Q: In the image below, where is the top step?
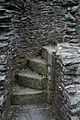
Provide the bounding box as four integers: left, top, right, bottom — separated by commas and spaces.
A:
41, 45, 56, 60
28, 56, 47, 76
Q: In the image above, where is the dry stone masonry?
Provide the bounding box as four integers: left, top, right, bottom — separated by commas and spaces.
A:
0, 0, 80, 120
63, 0, 79, 42
53, 43, 80, 120
0, 0, 13, 120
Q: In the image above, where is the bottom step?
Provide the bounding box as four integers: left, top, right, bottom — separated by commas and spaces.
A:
7, 104, 54, 120
11, 84, 47, 105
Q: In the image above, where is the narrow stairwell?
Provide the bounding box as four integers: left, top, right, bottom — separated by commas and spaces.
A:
7, 45, 55, 120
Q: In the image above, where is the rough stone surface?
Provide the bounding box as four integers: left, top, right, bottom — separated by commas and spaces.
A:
7, 104, 54, 120
11, 84, 47, 105
0, 0, 80, 120
28, 57, 47, 76
53, 43, 80, 120
17, 68, 47, 90
0, 1, 13, 120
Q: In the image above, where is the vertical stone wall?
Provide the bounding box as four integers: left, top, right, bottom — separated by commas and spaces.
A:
0, 1, 13, 120
53, 43, 80, 120
63, 0, 79, 42
52, 1, 80, 119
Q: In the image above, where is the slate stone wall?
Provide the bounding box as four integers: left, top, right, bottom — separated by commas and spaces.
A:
8, 0, 66, 59
0, 0, 80, 120
0, 1, 13, 120
53, 43, 80, 120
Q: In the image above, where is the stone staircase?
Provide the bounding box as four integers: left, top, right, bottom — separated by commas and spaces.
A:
8, 45, 55, 120
11, 45, 55, 105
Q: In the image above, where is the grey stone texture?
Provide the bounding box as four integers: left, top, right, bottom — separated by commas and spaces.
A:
53, 43, 80, 120
0, 0, 80, 120
0, 1, 13, 120
9, 0, 65, 59
7, 104, 54, 120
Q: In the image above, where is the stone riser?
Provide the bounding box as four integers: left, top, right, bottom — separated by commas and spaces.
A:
28, 58, 47, 76
17, 75, 47, 90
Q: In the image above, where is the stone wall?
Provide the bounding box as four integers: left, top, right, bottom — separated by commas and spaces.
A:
6, 0, 80, 69
53, 43, 80, 120
0, 0, 80, 120
8, 0, 66, 59
0, 1, 13, 120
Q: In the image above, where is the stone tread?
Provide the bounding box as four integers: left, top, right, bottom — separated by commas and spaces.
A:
17, 68, 47, 90
41, 45, 56, 59
18, 68, 45, 80
29, 57, 46, 65
7, 104, 55, 120
28, 57, 47, 76
11, 84, 47, 105
42, 45, 56, 53
12, 85, 44, 96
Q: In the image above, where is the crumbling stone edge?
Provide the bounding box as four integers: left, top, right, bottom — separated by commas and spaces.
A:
53, 42, 80, 120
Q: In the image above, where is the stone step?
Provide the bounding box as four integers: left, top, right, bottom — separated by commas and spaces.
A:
17, 69, 47, 90
11, 84, 47, 105
28, 56, 47, 76
0, 15, 11, 23
41, 45, 56, 60
7, 104, 53, 120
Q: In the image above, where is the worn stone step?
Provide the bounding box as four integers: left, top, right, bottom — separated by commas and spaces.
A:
0, 15, 11, 23
28, 56, 47, 76
11, 85, 47, 105
41, 45, 56, 60
7, 104, 53, 120
17, 69, 47, 90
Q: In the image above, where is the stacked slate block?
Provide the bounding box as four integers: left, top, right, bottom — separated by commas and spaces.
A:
52, 1, 80, 120
53, 43, 80, 120
63, 0, 79, 42
0, 0, 12, 120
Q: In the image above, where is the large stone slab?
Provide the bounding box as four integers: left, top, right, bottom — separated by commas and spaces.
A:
28, 56, 47, 76
17, 68, 47, 90
11, 84, 47, 105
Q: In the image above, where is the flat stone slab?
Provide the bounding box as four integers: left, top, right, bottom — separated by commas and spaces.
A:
28, 56, 47, 76
11, 84, 47, 105
7, 104, 55, 120
17, 68, 47, 90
